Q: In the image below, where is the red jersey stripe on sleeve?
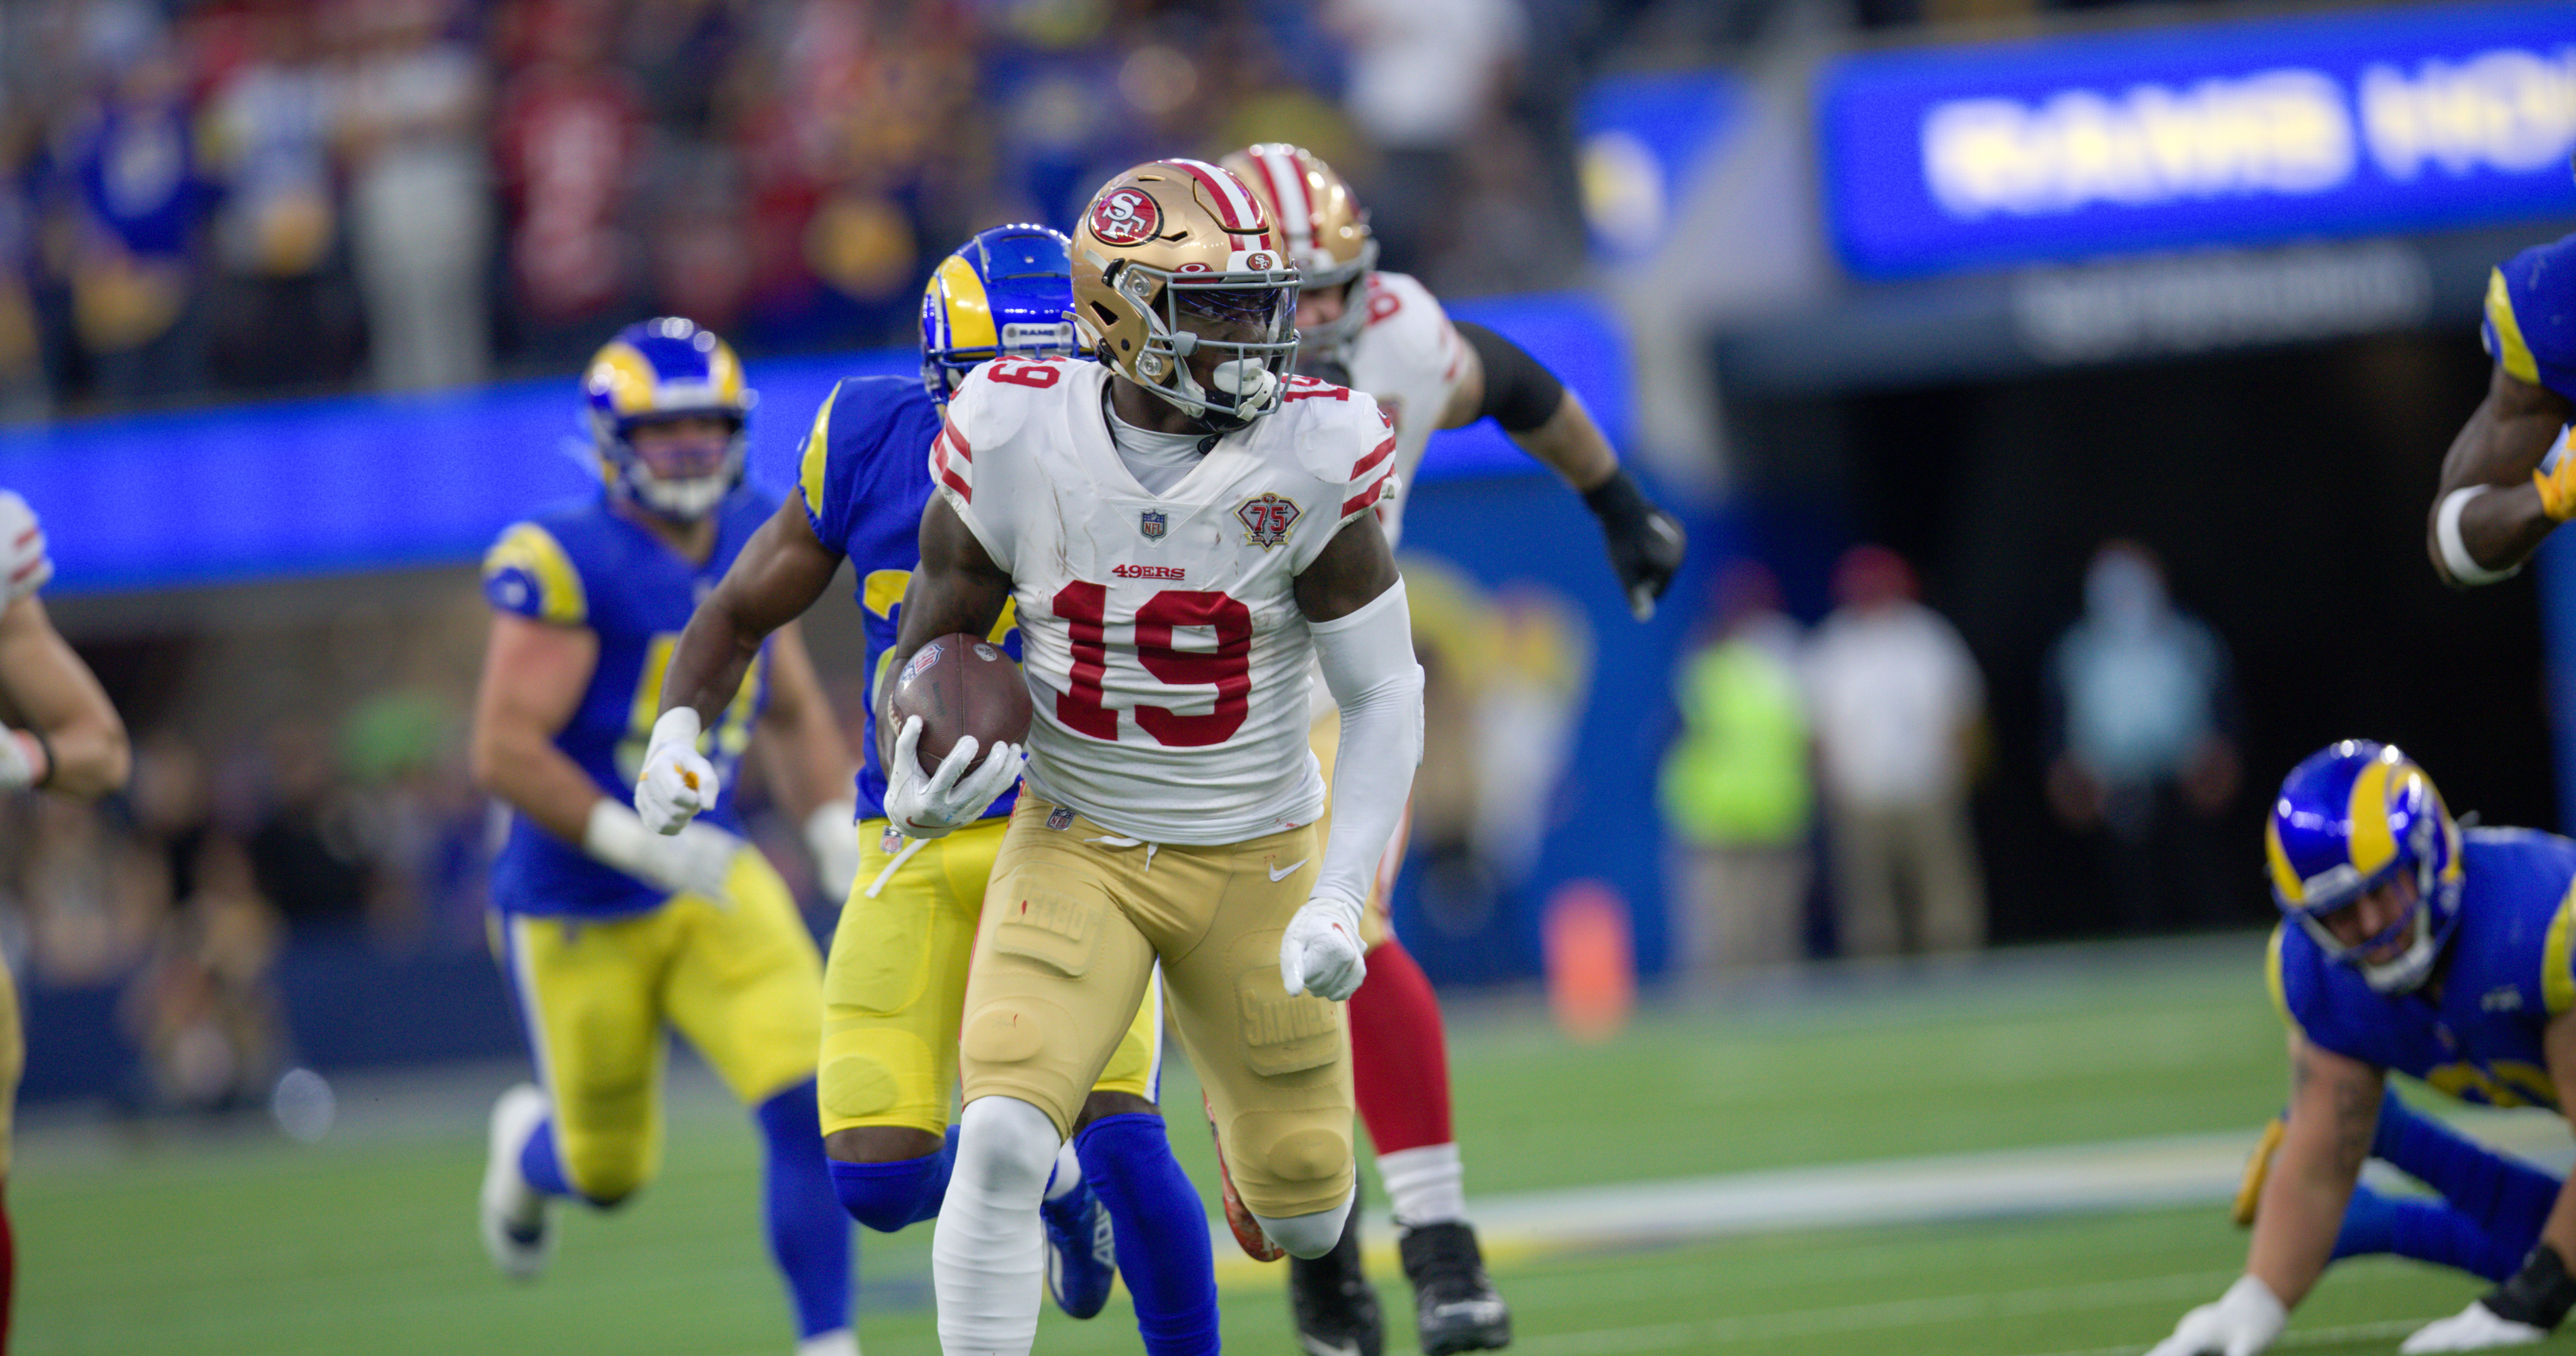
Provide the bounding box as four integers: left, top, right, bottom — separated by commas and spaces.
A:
933, 424, 972, 502
1342, 468, 1393, 519
1351, 435, 1396, 480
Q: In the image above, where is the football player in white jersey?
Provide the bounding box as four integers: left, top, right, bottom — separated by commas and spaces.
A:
641, 159, 1426, 1356
0, 490, 132, 1348
1222, 141, 1687, 1355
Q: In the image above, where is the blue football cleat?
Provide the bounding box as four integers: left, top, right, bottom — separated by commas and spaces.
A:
1041, 1177, 1118, 1320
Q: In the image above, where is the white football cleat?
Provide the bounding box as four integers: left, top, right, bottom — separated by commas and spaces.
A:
479, 1083, 555, 1281
2402, 1301, 2549, 1353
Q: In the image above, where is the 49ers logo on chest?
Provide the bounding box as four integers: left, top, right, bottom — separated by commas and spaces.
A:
1089, 188, 1161, 246
1235, 492, 1300, 549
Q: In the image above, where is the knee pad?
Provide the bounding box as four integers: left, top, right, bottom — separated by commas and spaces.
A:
955, 1096, 1060, 1199
1253, 1188, 1354, 1261
562, 1149, 648, 1208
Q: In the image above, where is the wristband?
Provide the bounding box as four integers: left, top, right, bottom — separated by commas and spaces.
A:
24, 726, 54, 790
2487, 1243, 2576, 1330
580, 799, 660, 878
2438, 485, 2522, 586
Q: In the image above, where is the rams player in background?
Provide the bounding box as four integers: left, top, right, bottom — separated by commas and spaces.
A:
636, 228, 1221, 1354
1223, 141, 1689, 1356
0, 490, 131, 1355
2427, 222, 2576, 587
2150, 742, 2576, 1355
469, 321, 859, 1356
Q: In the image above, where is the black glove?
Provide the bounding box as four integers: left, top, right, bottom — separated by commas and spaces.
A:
1582, 467, 1686, 621
2485, 1243, 2576, 1330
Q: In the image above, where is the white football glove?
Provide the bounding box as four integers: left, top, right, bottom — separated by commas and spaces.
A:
2402, 1302, 2550, 1353
1281, 888, 1367, 1001
0, 730, 36, 792
803, 799, 862, 902
634, 707, 719, 835
583, 800, 742, 904
2147, 1276, 2286, 1356
882, 716, 1021, 840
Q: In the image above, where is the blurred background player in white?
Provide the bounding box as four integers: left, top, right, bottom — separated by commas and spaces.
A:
1222, 140, 1687, 1356
854, 159, 1422, 1356
639, 226, 1226, 1355
0, 490, 129, 1355
468, 320, 860, 1356
2428, 212, 2576, 589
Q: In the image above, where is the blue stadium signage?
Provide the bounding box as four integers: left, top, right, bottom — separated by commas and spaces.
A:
1822, 1, 2576, 277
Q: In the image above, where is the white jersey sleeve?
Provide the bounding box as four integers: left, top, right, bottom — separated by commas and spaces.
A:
1340, 271, 1470, 548
1283, 376, 1399, 575
0, 492, 54, 603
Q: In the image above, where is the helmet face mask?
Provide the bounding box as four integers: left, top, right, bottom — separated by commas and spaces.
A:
1072, 160, 1301, 432
586, 318, 754, 523
2268, 740, 2464, 995
921, 224, 1085, 403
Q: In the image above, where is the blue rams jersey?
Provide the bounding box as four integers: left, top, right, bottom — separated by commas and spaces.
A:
2272, 827, 2576, 1111
2484, 232, 2576, 403
483, 488, 776, 917
794, 375, 1021, 822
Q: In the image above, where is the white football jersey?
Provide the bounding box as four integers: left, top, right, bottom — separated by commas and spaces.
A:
934, 358, 1396, 845
1338, 271, 1469, 549
0, 492, 52, 603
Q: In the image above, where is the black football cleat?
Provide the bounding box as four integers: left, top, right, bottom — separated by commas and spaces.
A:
1289, 1201, 1384, 1356
1400, 1220, 1512, 1355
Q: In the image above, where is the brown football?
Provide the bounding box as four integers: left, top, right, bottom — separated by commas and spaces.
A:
885, 633, 1033, 775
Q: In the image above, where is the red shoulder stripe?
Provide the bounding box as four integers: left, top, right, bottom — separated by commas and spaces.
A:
1350, 435, 1396, 480
1342, 468, 1393, 519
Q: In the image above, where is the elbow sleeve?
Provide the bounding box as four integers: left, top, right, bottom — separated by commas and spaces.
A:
1455, 321, 1567, 433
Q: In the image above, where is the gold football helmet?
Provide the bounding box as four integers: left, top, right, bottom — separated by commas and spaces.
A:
1220, 143, 1378, 353
1071, 159, 1300, 429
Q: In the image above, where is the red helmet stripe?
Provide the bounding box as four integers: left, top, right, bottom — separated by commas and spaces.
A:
1257, 148, 1320, 251
1167, 158, 1264, 233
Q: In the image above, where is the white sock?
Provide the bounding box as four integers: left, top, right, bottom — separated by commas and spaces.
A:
1043, 1137, 1083, 1203
932, 1096, 1060, 1355
1378, 1142, 1467, 1232
797, 1331, 858, 1356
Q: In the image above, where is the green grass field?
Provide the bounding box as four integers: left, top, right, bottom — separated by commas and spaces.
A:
15, 936, 2535, 1355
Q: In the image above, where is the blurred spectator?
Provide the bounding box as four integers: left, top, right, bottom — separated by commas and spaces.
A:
491, 0, 641, 359
1657, 561, 1811, 980
202, 2, 364, 391
1327, 0, 1525, 275
245, 721, 376, 938
61, 36, 209, 404
121, 831, 286, 1113
2043, 540, 2242, 931
336, 0, 489, 391
1805, 545, 1988, 957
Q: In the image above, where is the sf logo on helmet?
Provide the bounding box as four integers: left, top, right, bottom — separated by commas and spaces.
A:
1090, 189, 1161, 246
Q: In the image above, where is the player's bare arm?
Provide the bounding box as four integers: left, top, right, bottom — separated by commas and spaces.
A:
2428, 363, 2573, 586
881, 491, 1013, 759
1441, 319, 1685, 620
746, 620, 852, 822
470, 612, 608, 844
1294, 506, 1402, 622
0, 593, 128, 797
2245, 1032, 2382, 1309
659, 494, 842, 729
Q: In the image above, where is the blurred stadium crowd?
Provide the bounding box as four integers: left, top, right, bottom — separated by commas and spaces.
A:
0, 0, 1592, 414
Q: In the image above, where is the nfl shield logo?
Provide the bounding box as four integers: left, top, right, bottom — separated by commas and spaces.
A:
1046, 806, 1074, 831
1139, 509, 1167, 541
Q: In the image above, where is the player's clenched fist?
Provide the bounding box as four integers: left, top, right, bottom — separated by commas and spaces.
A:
883, 716, 1021, 840
1281, 890, 1366, 1000
635, 706, 719, 833
2148, 1276, 2285, 1356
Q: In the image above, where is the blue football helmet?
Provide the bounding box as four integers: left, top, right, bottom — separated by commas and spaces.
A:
920, 224, 1086, 402
2266, 740, 2464, 994
584, 317, 755, 521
